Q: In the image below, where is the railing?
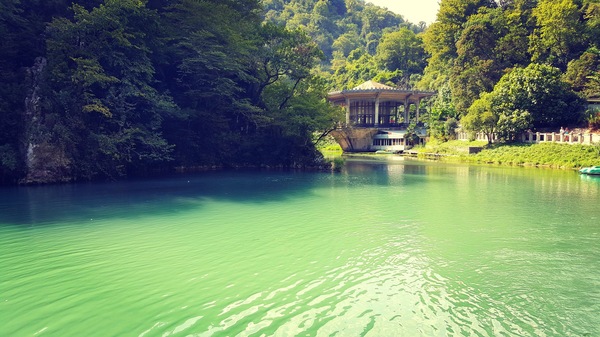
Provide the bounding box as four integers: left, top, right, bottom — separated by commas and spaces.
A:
351, 122, 408, 128
456, 131, 600, 145
343, 122, 426, 129
456, 132, 497, 142
520, 131, 600, 145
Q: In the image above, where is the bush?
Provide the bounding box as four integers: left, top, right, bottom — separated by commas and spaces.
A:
587, 110, 600, 130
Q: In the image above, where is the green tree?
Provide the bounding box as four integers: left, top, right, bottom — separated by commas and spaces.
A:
45, 0, 176, 178
583, 0, 600, 48
332, 31, 361, 57
489, 63, 585, 130
529, 0, 584, 70
375, 28, 426, 79
330, 48, 379, 89
450, 8, 511, 115
158, 0, 264, 166
564, 47, 600, 98
461, 92, 498, 143
420, 0, 497, 91
422, 0, 497, 63
428, 84, 458, 141
0, 0, 26, 182
494, 0, 534, 68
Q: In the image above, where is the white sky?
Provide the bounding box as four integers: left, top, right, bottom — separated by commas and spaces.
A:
366, 0, 440, 25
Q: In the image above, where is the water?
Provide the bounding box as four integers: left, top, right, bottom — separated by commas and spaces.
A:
1, 159, 599, 337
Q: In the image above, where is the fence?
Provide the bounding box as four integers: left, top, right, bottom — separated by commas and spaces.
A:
457, 130, 600, 145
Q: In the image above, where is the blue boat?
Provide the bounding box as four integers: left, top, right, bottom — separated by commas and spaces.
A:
579, 166, 600, 175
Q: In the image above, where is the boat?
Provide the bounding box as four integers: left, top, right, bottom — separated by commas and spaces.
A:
579, 166, 600, 175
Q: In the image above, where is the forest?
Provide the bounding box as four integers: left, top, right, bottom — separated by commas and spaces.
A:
1, 0, 599, 184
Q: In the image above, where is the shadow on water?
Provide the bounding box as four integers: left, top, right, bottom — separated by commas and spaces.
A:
0, 169, 328, 226
0, 160, 437, 227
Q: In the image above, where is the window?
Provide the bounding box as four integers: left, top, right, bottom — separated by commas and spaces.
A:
378, 101, 403, 126
350, 100, 375, 126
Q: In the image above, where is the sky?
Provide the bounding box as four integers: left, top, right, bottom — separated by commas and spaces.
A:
366, 0, 440, 25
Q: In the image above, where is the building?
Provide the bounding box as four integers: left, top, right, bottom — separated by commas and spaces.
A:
327, 80, 435, 152
588, 97, 600, 112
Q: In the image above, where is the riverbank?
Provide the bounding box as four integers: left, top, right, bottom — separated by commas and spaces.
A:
320, 140, 600, 170
412, 140, 600, 170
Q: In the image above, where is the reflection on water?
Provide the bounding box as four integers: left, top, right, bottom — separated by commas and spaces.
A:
1, 161, 599, 337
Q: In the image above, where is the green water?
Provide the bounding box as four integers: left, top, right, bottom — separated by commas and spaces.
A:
1, 159, 599, 337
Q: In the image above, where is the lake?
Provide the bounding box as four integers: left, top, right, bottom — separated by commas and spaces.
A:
1, 158, 599, 337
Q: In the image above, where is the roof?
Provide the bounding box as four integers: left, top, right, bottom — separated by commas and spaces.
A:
328, 80, 435, 104
352, 80, 395, 90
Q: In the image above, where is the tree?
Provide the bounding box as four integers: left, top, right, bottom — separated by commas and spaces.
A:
462, 63, 586, 142
332, 31, 361, 57
529, 0, 584, 70
428, 84, 458, 141
564, 47, 600, 98
420, 0, 497, 92
0, 0, 26, 182
422, 0, 497, 63
330, 48, 379, 89
45, 0, 176, 178
495, 108, 532, 141
251, 24, 324, 109
375, 28, 426, 79
462, 91, 532, 143
447, 4, 537, 116
583, 0, 600, 48
489, 63, 584, 131
461, 92, 498, 143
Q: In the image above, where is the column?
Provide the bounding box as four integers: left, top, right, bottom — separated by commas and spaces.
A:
374, 94, 380, 127
404, 98, 410, 124
416, 98, 421, 124
345, 97, 350, 125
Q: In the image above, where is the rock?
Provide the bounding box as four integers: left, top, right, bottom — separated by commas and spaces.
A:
21, 57, 72, 184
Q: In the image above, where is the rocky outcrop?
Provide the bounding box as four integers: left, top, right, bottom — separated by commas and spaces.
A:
21, 57, 72, 184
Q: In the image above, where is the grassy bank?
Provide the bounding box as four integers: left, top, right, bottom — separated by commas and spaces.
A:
416, 140, 600, 169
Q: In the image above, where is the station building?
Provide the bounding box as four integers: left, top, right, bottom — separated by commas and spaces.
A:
327, 80, 435, 152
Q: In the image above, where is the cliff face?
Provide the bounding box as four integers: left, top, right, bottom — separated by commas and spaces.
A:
21, 57, 72, 184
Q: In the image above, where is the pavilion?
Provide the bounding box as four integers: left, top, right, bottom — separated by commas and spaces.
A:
327, 80, 435, 152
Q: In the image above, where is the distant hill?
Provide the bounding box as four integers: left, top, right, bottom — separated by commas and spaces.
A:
262, 0, 425, 63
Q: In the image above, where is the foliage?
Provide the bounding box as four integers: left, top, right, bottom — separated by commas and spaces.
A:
450, 7, 523, 115
427, 84, 457, 141
375, 28, 426, 81
263, 0, 421, 64
404, 123, 421, 145
420, 0, 497, 92
461, 92, 498, 143
45, 0, 176, 178
1, 0, 353, 183
462, 63, 584, 142
418, 140, 600, 169
329, 49, 379, 89
564, 47, 600, 98
468, 142, 600, 169
529, 0, 584, 70
587, 110, 600, 130
4, 0, 600, 183
491, 63, 585, 130
421, 0, 599, 141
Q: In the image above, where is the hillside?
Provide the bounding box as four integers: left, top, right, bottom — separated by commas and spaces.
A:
262, 0, 429, 90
